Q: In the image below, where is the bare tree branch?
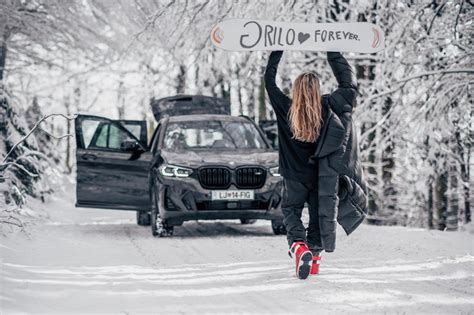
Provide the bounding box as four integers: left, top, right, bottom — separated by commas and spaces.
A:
3, 113, 76, 163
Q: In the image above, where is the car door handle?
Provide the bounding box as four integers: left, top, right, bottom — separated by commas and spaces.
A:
81, 154, 97, 161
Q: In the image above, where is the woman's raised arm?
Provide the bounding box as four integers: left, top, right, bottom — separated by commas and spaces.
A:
264, 51, 291, 116
327, 52, 358, 115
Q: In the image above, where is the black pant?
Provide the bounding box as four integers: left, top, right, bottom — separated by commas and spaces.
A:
281, 178, 323, 253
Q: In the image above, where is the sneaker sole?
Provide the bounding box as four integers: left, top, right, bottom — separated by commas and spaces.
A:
297, 251, 313, 280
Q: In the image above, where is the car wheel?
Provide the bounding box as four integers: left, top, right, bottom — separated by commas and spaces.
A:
271, 220, 287, 235
137, 211, 151, 226
151, 189, 174, 237
155, 214, 174, 237
240, 219, 257, 224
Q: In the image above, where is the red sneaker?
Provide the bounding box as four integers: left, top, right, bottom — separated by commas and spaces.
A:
310, 254, 321, 275
289, 242, 313, 280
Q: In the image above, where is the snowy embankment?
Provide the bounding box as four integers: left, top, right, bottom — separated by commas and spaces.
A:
1, 185, 473, 314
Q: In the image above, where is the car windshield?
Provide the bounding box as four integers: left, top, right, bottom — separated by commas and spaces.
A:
163, 120, 268, 151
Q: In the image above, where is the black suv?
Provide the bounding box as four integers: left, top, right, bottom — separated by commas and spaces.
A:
74, 95, 286, 236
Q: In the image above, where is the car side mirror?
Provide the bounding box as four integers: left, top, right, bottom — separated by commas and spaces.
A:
121, 139, 140, 152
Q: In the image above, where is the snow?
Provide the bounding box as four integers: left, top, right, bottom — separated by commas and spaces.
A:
1, 183, 473, 314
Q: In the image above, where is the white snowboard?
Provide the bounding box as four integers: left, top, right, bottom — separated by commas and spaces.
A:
210, 19, 384, 53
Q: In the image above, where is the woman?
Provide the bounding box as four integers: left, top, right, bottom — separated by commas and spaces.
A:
264, 51, 367, 280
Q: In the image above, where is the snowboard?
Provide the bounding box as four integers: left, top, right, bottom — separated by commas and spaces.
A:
210, 19, 384, 53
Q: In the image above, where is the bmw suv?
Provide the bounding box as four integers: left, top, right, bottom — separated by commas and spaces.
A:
74, 95, 286, 236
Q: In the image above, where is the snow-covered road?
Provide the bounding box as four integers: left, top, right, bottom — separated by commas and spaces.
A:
1, 191, 473, 314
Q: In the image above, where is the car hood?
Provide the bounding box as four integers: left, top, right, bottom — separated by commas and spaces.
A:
160, 149, 278, 168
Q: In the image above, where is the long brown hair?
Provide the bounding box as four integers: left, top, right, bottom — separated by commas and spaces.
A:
289, 72, 323, 143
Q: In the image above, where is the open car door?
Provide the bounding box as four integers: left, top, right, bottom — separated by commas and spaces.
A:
74, 115, 151, 210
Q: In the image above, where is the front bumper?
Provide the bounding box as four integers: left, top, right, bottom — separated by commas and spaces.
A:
154, 175, 283, 225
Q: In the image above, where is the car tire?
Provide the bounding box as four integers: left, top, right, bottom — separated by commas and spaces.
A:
151, 188, 174, 237
152, 212, 174, 237
137, 211, 151, 226
271, 220, 287, 235
240, 219, 257, 224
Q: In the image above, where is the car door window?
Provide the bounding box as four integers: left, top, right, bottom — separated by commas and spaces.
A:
116, 120, 147, 145
81, 120, 101, 148
94, 124, 109, 148
121, 123, 141, 141
108, 124, 131, 149
81, 119, 134, 151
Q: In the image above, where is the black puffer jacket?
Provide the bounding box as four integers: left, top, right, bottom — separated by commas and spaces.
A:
308, 52, 368, 252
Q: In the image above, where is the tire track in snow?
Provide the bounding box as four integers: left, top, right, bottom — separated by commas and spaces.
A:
1, 262, 289, 283
4, 254, 473, 298
122, 225, 161, 269
2, 258, 297, 300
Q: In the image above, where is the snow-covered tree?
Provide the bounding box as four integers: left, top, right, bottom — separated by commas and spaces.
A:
1, 0, 471, 230
0, 85, 42, 204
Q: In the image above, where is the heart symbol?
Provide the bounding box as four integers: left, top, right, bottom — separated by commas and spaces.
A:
298, 32, 310, 44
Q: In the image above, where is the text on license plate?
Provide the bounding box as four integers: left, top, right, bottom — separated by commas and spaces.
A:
211, 190, 255, 200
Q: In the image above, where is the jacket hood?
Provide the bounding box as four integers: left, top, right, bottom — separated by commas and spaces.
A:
160, 149, 279, 169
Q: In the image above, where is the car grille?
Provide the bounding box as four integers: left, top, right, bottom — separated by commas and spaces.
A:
198, 167, 231, 189
197, 166, 266, 189
235, 167, 266, 189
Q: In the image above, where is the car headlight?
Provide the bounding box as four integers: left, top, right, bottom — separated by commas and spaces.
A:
269, 166, 280, 177
159, 164, 193, 178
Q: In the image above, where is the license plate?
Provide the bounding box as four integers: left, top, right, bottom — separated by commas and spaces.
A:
211, 190, 255, 200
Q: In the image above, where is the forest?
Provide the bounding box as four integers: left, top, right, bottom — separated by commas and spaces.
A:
0, 0, 472, 231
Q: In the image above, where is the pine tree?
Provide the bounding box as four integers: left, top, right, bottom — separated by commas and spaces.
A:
0, 85, 53, 206
25, 97, 60, 165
